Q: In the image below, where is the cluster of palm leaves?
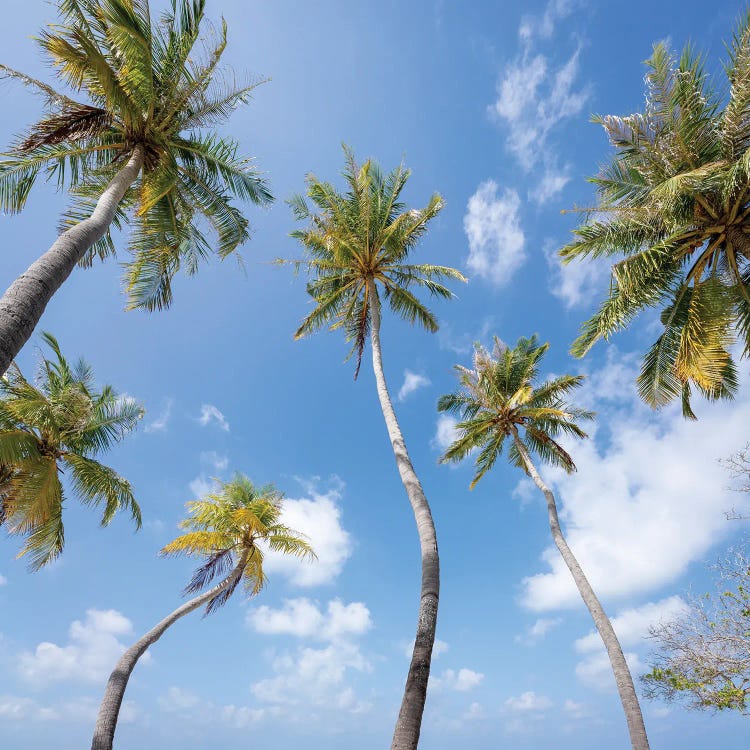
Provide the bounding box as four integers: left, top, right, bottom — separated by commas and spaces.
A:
3, 2, 750, 750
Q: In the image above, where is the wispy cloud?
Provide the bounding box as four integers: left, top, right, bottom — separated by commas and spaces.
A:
198, 404, 229, 432
144, 398, 173, 433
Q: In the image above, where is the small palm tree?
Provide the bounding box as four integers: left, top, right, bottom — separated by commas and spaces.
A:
561, 15, 750, 418
286, 147, 465, 750
438, 336, 650, 750
0, 0, 272, 376
91, 474, 315, 750
0, 332, 142, 570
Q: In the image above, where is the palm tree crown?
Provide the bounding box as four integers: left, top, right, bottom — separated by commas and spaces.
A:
287, 147, 466, 375
438, 336, 593, 487
561, 16, 750, 417
0, 333, 143, 569
160, 474, 315, 614
0, 0, 272, 310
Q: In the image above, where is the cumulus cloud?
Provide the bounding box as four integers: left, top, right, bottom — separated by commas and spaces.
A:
144, 397, 173, 433
198, 404, 229, 432
398, 370, 431, 402
464, 181, 526, 285
545, 241, 609, 309
432, 415, 459, 453
504, 690, 553, 713
520, 349, 750, 611
17, 609, 147, 686
158, 687, 267, 728
248, 598, 372, 641
403, 638, 449, 660
262, 479, 352, 587
430, 668, 484, 692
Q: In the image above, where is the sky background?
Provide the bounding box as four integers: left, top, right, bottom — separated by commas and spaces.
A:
1, 1, 749, 748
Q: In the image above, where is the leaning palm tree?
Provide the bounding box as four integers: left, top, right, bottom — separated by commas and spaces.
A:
0, 0, 272, 376
560, 16, 750, 418
91, 474, 314, 750
439, 336, 650, 750
0, 332, 142, 570
285, 148, 465, 750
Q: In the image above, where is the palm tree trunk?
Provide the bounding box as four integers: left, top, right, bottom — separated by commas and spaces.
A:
510, 428, 650, 750
366, 281, 439, 750
0, 146, 144, 376
90, 552, 246, 750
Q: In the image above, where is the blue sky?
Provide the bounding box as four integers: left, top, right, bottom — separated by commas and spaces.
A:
1, 0, 749, 748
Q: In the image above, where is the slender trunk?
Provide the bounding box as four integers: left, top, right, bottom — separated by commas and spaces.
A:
511, 428, 650, 750
0, 146, 144, 376
366, 281, 439, 750
90, 552, 246, 750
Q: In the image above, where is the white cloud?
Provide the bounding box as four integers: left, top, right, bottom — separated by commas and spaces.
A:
251, 641, 371, 715
519, 0, 579, 40
515, 617, 562, 645
144, 398, 173, 433
464, 181, 526, 285
200, 451, 229, 472
432, 415, 459, 453
545, 241, 609, 309
198, 404, 229, 432
263, 480, 352, 587
563, 698, 590, 720
0, 574, 6, 586
159, 687, 267, 728
575, 650, 643, 692
503, 690, 553, 713
248, 598, 372, 641
398, 370, 431, 402
530, 166, 571, 205
188, 475, 218, 499
520, 350, 750, 611
17, 609, 147, 686
430, 667, 484, 692
0, 695, 58, 721
403, 637, 449, 660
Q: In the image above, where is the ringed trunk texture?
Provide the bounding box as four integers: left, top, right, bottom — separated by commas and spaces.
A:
367, 282, 439, 750
90, 554, 246, 750
0, 146, 144, 376
511, 429, 650, 750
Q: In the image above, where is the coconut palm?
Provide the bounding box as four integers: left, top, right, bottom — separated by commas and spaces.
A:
560, 17, 750, 418
438, 335, 650, 750
0, 332, 142, 570
91, 474, 314, 750
0, 0, 273, 376
286, 148, 465, 750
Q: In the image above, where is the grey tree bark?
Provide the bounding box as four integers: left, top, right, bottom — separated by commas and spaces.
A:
90, 552, 246, 750
0, 146, 144, 376
366, 281, 440, 750
511, 427, 650, 750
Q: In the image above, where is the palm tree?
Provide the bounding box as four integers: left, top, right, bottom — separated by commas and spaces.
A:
91, 474, 314, 750
438, 336, 650, 750
560, 16, 750, 418
0, 332, 142, 570
0, 0, 273, 376
286, 148, 465, 750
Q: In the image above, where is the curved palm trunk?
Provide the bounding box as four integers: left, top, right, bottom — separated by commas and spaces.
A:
90, 552, 246, 750
367, 282, 439, 750
0, 146, 144, 377
511, 429, 650, 750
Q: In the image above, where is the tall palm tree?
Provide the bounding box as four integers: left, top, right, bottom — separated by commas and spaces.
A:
560, 15, 750, 418
0, 0, 273, 376
91, 474, 314, 750
286, 148, 465, 750
438, 336, 650, 750
0, 332, 142, 569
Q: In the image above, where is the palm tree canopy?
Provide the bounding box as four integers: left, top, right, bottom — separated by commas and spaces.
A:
438, 335, 594, 488
160, 474, 315, 614
561, 15, 750, 418
285, 146, 466, 376
0, 0, 273, 310
0, 332, 143, 569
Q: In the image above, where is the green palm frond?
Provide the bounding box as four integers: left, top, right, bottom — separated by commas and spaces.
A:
0, 333, 142, 568
439, 335, 592, 488
286, 146, 465, 378
2, 0, 272, 309
562, 18, 750, 416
